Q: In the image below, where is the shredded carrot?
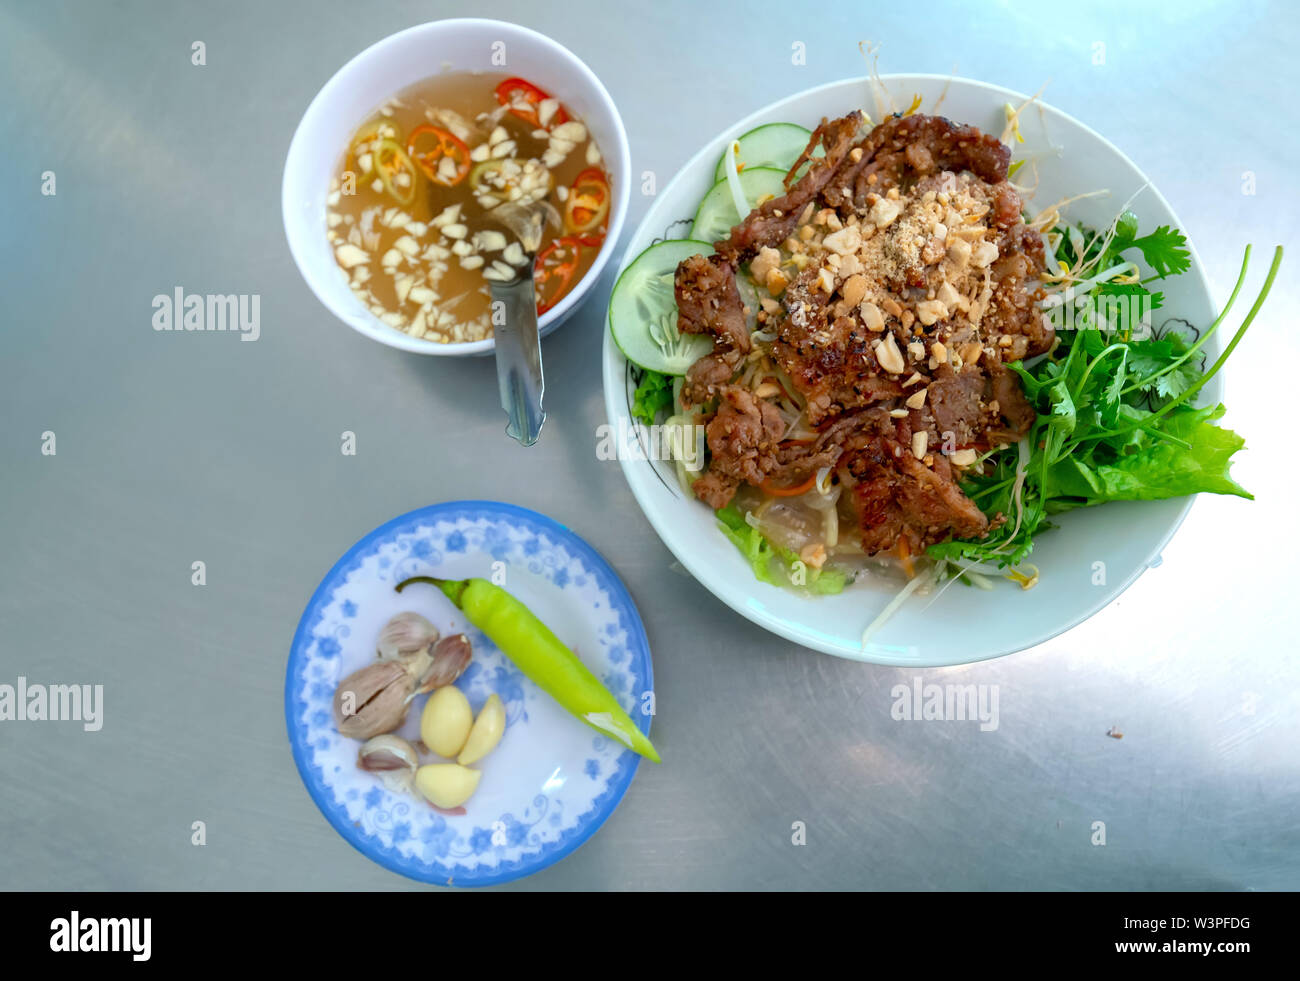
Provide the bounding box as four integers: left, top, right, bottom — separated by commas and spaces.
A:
896, 537, 916, 579
760, 473, 817, 497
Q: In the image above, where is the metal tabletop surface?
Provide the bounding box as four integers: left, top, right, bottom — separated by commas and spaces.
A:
2, 0, 1297, 891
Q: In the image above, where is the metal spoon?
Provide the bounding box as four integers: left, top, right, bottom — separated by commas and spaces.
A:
485, 202, 550, 446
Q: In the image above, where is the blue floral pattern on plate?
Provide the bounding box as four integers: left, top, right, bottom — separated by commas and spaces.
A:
285, 501, 654, 886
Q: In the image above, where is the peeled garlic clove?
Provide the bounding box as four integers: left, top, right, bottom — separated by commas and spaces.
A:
334, 660, 414, 740
413, 633, 473, 695
415, 763, 481, 809
458, 693, 506, 765
420, 685, 473, 757
377, 611, 439, 661
358, 734, 419, 792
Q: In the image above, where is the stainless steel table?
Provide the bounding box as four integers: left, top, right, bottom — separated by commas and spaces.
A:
2, 0, 1296, 890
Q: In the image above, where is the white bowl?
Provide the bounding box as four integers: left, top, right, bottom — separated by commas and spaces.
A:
602, 75, 1218, 666
282, 18, 630, 356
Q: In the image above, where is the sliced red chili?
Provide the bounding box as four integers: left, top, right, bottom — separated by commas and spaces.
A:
534, 235, 602, 314
405, 125, 470, 186
571, 168, 607, 190
494, 76, 569, 129
563, 167, 611, 234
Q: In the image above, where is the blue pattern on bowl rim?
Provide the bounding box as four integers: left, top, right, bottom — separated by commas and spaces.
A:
285, 501, 654, 886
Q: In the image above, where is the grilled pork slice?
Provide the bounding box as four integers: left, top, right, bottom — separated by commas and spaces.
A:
675, 254, 750, 408
692, 386, 786, 510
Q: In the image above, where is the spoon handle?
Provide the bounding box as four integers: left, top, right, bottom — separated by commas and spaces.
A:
489, 275, 546, 446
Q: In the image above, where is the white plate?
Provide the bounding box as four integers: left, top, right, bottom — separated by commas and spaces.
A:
285, 501, 654, 885
601, 75, 1217, 666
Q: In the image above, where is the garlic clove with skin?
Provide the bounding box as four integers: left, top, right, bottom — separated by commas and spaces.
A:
358, 734, 419, 792
412, 633, 473, 695
334, 660, 415, 740
376, 611, 440, 661
331, 621, 473, 742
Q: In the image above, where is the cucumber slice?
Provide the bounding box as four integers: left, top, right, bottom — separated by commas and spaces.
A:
712, 122, 823, 184
609, 239, 717, 375
690, 167, 789, 244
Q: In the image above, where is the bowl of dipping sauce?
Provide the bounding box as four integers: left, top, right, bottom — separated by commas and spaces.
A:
283, 19, 630, 356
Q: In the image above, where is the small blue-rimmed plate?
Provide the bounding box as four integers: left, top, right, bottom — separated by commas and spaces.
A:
286, 501, 655, 886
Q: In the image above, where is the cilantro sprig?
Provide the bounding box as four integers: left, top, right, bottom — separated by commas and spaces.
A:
1113, 218, 1192, 280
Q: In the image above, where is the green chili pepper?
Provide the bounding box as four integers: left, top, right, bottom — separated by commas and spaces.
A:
468, 158, 507, 191
396, 576, 661, 763
374, 138, 417, 206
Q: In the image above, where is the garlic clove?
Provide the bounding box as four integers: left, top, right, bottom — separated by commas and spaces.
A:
458, 693, 506, 766
334, 660, 415, 740
413, 633, 473, 695
420, 685, 473, 758
376, 611, 440, 661
414, 763, 481, 809
358, 733, 419, 771
358, 734, 419, 792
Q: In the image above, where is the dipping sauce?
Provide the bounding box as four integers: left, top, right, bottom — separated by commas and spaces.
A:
326, 72, 611, 343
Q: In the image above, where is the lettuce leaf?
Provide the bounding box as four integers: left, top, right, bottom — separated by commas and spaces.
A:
632, 370, 674, 426
1044, 404, 1251, 505
715, 505, 847, 595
